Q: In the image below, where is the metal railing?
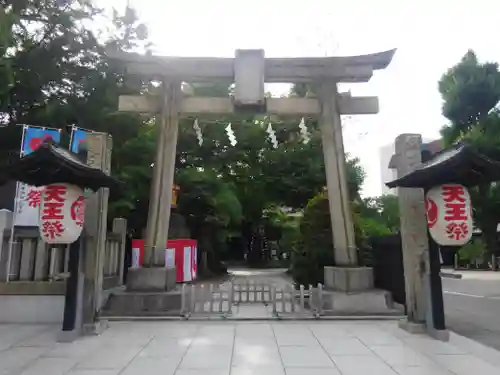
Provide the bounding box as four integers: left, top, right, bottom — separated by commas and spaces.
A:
181, 283, 233, 319
271, 283, 324, 318
180, 280, 325, 319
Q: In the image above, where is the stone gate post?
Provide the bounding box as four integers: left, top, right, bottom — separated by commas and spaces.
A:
394, 134, 429, 330
82, 132, 112, 334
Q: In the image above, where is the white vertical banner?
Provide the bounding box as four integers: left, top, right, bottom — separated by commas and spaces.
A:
192, 246, 197, 279
13, 126, 62, 227
183, 246, 192, 282
131, 247, 140, 268
15, 184, 44, 227
165, 248, 175, 268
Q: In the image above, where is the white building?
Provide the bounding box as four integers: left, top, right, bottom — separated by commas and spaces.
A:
379, 143, 397, 195
379, 139, 440, 196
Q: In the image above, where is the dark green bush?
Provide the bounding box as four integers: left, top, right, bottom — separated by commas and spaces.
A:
290, 192, 333, 286
290, 192, 372, 286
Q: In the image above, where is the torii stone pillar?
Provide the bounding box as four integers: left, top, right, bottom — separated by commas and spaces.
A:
111, 49, 397, 310
318, 83, 357, 267
318, 83, 398, 314
144, 82, 182, 267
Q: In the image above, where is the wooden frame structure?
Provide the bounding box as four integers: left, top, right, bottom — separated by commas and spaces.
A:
111, 48, 396, 278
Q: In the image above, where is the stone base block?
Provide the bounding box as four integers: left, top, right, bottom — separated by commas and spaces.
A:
398, 318, 427, 334
82, 320, 109, 336
166, 267, 177, 290
126, 267, 177, 292
429, 328, 450, 342
101, 291, 182, 317
57, 329, 80, 343
323, 289, 404, 315
324, 266, 374, 292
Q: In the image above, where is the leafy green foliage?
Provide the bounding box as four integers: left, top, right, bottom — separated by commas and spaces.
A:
358, 195, 400, 236
176, 167, 242, 274
299, 191, 334, 265
0, 1, 371, 274
177, 168, 243, 230
290, 191, 374, 286
439, 50, 500, 260
1, 0, 101, 124
0, 1, 152, 225
439, 50, 500, 144
459, 238, 486, 263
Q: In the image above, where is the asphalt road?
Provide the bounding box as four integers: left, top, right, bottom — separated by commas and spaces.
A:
443, 273, 500, 350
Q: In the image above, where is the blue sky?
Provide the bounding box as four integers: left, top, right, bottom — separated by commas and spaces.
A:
104, 0, 500, 197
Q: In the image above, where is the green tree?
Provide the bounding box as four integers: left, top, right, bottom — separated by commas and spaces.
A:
359, 194, 400, 236
459, 238, 486, 265
0, 1, 152, 226
0, 0, 102, 126
177, 167, 242, 274
439, 50, 500, 264
0, 1, 368, 273
290, 189, 371, 286
439, 51, 500, 143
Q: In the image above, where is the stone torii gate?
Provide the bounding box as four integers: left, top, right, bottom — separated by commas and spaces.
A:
113, 49, 396, 310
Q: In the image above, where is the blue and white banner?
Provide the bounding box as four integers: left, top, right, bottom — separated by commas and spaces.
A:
69, 127, 90, 154
15, 126, 62, 227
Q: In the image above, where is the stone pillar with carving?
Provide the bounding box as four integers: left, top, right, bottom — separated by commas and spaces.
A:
394, 134, 429, 331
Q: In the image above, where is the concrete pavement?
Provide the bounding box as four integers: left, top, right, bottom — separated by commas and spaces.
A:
1, 320, 500, 375
442, 273, 500, 351
227, 267, 294, 287
225, 267, 500, 353
1, 268, 500, 374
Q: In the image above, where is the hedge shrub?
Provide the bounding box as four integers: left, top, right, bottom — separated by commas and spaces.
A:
290, 191, 372, 286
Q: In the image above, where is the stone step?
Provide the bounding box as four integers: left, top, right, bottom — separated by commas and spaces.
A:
321, 289, 405, 316
101, 291, 182, 317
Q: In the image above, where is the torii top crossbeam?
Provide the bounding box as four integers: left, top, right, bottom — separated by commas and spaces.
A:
109, 49, 396, 83
110, 49, 396, 117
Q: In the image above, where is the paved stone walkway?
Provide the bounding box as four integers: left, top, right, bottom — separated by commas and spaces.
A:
227, 268, 293, 286
1, 320, 499, 375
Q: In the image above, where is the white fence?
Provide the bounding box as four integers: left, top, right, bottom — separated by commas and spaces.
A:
180, 281, 325, 319
272, 283, 324, 318
181, 283, 233, 319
